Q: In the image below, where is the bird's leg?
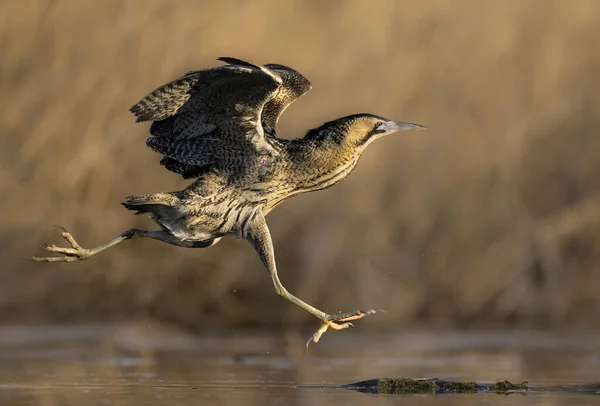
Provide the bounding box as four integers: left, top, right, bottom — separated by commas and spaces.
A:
246, 212, 376, 347
30, 227, 181, 262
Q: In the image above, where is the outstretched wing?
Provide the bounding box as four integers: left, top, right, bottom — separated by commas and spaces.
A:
219, 58, 312, 136
129, 59, 284, 178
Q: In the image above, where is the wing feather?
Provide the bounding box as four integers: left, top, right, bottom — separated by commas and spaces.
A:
130, 58, 310, 178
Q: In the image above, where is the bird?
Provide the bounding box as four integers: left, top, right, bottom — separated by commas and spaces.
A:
31, 57, 426, 346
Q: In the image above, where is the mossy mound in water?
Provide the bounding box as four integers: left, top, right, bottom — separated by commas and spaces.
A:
344, 378, 529, 394
489, 380, 529, 393
377, 378, 439, 394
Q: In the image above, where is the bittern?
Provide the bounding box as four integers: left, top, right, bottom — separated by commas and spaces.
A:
31, 57, 425, 345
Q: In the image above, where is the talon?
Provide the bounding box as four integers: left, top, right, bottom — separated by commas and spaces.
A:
40, 244, 60, 252
52, 228, 84, 250
31, 227, 89, 262
328, 309, 376, 323
307, 322, 330, 349
306, 309, 378, 349
325, 320, 352, 330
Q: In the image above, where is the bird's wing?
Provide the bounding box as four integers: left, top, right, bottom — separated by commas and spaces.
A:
219, 58, 312, 136
129, 58, 284, 178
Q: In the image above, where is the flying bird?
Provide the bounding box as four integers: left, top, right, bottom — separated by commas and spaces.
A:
31, 57, 426, 346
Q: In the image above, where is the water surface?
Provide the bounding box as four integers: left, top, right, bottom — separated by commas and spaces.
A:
0, 324, 598, 405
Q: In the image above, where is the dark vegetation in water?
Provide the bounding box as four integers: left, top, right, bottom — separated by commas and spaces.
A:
341, 378, 528, 394
339, 378, 600, 395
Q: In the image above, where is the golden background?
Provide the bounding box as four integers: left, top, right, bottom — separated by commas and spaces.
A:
2, 0, 599, 332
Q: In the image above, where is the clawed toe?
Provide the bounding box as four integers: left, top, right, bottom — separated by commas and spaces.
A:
306, 309, 378, 348
39, 243, 76, 255
328, 309, 377, 323
30, 228, 89, 262
327, 320, 354, 330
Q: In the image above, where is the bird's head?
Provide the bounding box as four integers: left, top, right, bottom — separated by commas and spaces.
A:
307, 113, 426, 151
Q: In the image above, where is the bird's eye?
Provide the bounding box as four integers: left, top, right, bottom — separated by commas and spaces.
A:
375, 121, 383, 128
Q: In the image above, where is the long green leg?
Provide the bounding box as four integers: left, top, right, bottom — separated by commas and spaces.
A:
30, 227, 181, 262
246, 212, 376, 347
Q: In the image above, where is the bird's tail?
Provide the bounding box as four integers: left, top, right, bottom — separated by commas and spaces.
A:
122, 192, 181, 218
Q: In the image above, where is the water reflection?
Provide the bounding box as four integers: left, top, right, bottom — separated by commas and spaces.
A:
0, 324, 598, 405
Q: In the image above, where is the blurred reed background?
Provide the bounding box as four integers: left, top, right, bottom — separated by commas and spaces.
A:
1, 0, 599, 333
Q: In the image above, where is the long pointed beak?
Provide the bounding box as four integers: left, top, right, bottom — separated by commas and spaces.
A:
389, 121, 427, 132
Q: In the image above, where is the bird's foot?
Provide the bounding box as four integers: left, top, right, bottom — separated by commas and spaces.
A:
306, 309, 377, 348
30, 226, 91, 262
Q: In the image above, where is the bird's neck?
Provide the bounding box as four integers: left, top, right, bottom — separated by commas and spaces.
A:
284, 137, 361, 193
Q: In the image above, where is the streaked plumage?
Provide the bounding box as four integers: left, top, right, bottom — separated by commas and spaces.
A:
32, 57, 425, 346
130, 57, 311, 179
